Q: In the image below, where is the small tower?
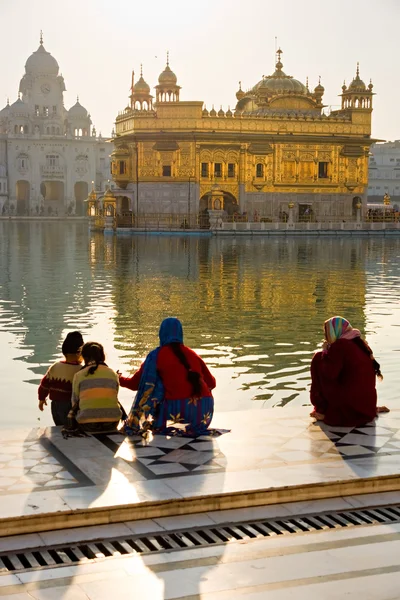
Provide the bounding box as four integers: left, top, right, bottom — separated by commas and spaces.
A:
236, 81, 245, 101
313, 76, 325, 107
130, 65, 153, 110
155, 52, 181, 102
341, 63, 374, 110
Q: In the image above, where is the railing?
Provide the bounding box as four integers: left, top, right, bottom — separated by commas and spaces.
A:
115, 213, 210, 230
40, 165, 64, 178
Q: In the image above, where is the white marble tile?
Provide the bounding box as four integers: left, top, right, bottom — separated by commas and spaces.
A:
158, 449, 215, 465
274, 450, 316, 462
124, 519, 165, 534
0, 532, 43, 552
339, 433, 391, 447
149, 436, 193, 449
131, 446, 166, 458
345, 490, 400, 508
154, 513, 216, 531
356, 426, 395, 436
28, 586, 91, 600
0, 594, 32, 600
39, 522, 133, 545
337, 445, 375, 456
206, 504, 292, 524
148, 463, 189, 475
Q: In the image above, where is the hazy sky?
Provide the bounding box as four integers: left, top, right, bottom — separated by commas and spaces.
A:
1, 0, 399, 141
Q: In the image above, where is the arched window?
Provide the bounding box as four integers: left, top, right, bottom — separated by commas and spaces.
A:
119, 161, 126, 175
14, 125, 18, 134
23, 125, 28, 134
256, 163, 264, 178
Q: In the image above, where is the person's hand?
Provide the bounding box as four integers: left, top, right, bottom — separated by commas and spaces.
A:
322, 340, 329, 352
38, 400, 47, 412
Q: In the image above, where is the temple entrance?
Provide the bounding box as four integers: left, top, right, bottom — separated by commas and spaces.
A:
352, 196, 362, 217
41, 181, 64, 215
199, 190, 239, 227
120, 196, 130, 214
298, 203, 314, 222
74, 181, 88, 216
16, 180, 30, 215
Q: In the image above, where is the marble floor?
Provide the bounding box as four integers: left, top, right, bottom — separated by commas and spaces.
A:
2, 499, 400, 599
1, 408, 400, 536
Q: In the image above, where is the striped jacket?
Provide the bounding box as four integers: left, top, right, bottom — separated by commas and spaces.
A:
38, 361, 82, 403
72, 365, 122, 424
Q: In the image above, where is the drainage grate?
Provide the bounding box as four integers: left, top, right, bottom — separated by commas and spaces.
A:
2, 503, 400, 573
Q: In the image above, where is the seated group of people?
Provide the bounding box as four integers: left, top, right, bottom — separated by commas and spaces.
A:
38, 315, 388, 437
38, 317, 216, 436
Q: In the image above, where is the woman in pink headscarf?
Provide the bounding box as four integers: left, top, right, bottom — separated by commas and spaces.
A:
310, 316, 388, 426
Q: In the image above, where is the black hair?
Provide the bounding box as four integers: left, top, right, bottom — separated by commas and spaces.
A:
62, 331, 84, 356
352, 337, 383, 380
169, 342, 203, 397
81, 342, 106, 375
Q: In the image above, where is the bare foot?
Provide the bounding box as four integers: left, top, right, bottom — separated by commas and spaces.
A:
310, 410, 325, 421
377, 406, 390, 414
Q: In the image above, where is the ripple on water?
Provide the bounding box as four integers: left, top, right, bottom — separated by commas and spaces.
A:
0, 222, 400, 427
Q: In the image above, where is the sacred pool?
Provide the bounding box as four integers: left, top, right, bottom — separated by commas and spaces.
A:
0, 221, 399, 429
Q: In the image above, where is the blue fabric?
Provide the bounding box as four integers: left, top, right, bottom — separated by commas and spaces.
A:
125, 317, 220, 438
124, 347, 164, 435
125, 317, 182, 435
159, 317, 183, 346
153, 396, 214, 437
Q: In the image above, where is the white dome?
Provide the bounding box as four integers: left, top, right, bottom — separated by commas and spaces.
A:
0, 102, 10, 119
9, 98, 30, 115
25, 43, 59, 76
68, 99, 88, 119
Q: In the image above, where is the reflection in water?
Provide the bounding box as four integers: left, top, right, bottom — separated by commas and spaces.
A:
0, 222, 399, 428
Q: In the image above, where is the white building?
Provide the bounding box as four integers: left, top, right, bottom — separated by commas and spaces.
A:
367, 141, 400, 208
0, 35, 113, 216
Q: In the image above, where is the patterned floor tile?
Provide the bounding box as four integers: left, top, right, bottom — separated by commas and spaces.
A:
0, 434, 92, 495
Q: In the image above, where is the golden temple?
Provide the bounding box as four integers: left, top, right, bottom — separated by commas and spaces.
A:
111, 50, 376, 223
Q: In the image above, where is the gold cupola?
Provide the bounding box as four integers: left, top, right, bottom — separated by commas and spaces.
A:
156, 52, 181, 103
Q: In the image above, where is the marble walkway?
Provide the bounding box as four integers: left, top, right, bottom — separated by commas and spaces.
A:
1, 407, 400, 536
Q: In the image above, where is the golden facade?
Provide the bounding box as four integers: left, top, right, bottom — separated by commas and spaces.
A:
112, 51, 376, 221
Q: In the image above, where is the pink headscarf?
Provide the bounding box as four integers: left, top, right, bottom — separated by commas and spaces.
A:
324, 316, 361, 346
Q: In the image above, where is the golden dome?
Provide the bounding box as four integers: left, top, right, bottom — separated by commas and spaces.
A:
314, 77, 325, 95
209, 106, 217, 116
133, 65, 150, 94
158, 55, 178, 85
250, 49, 307, 96
348, 63, 366, 91
89, 189, 97, 201
236, 82, 245, 101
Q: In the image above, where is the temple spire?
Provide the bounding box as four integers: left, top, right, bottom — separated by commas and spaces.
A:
40, 30, 43, 46
356, 62, 360, 77
166, 51, 169, 67
140, 63, 143, 77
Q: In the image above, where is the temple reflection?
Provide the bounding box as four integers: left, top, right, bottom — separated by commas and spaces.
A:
0, 222, 372, 410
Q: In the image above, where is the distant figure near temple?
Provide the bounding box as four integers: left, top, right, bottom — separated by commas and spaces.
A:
120, 317, 216, 437
38, 331, 83, 425
310, 316, 389, 426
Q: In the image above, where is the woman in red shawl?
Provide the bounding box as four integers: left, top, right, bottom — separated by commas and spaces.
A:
310, 316, 388, 427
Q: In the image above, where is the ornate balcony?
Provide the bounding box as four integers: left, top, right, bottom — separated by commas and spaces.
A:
40, 165, 64, 178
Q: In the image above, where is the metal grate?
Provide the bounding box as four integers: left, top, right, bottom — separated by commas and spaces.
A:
2, 503, 400, 573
